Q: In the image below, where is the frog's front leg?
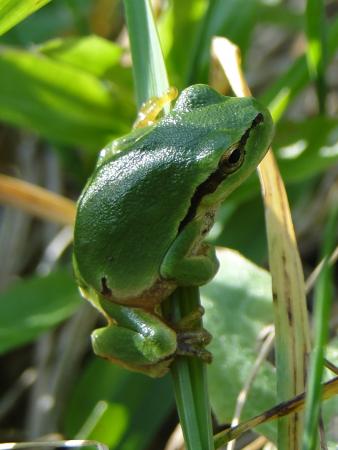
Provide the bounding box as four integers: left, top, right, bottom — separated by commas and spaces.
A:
160, 217, 219, 286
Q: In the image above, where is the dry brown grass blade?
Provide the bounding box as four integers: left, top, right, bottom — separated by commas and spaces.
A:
213, 376, 338, 448
0, 174, 76, 225
211, 37, 311, 449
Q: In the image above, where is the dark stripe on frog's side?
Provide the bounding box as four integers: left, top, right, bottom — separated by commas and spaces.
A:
178, 113, 264, 233
101, 276, 112, 296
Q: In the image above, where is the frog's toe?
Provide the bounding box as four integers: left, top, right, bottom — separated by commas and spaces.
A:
178, 329, 212, 346
176, 339, 213, 363
176, 328, 213, 363
176, 305, 205, 330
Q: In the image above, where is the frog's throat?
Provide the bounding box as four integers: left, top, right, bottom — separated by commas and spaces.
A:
178, 112, 264, 233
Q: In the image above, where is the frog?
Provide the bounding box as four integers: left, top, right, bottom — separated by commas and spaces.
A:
73, 84, 274, 377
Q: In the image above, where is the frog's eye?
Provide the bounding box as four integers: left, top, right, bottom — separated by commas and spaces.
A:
219, 146, 245, 174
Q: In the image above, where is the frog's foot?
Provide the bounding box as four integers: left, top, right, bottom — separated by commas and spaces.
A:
176, 329, 213, 363
176, 305, 205, 330
174, 306, 213, 363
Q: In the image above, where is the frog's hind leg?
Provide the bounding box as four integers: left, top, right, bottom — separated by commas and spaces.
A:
133, 87, 178, 129
160, 218, 219, 286
91, 325, 173, 377
91, 304, 177, 377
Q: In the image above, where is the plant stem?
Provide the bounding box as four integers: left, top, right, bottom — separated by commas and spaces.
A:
123, 0, 169, 108
164, 288, 214, 450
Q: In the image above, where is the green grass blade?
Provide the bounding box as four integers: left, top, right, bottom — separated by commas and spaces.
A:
260, 15, 338, 122
302, 205, 338, 450
305, 0, 327, 114
164, 288, 214, 450
0, 0, 52, 36
123, 0, 169, 107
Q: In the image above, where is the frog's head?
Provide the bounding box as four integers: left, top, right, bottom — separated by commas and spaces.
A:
172, 84, 274, 207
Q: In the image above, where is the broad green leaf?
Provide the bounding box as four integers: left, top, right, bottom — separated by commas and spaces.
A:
40, 35, 123, 79
39, 35, 133, 103
0, 46, 133, 150
0, 0, 51, 36
0, 269, 81, 354
201, 248, 277, 441
64, 358, 174, 450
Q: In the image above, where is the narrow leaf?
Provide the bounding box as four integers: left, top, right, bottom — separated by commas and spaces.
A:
123, 0, 169, 107
305, 0, 327, 113
302, 205, 338, 450
0, 270, 81, 354
0, 0, 52, 36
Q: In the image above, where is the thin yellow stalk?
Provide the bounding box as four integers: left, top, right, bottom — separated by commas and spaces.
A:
0, 174, 76, 225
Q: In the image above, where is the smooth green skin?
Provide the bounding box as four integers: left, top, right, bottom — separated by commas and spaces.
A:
73, 84, 274, 377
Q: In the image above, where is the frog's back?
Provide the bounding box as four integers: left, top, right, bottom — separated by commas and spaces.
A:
73, 122, 213, 306
74, 91, 269, 307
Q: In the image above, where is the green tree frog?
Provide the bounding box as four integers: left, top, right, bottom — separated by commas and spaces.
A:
73, 84, 274, 377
